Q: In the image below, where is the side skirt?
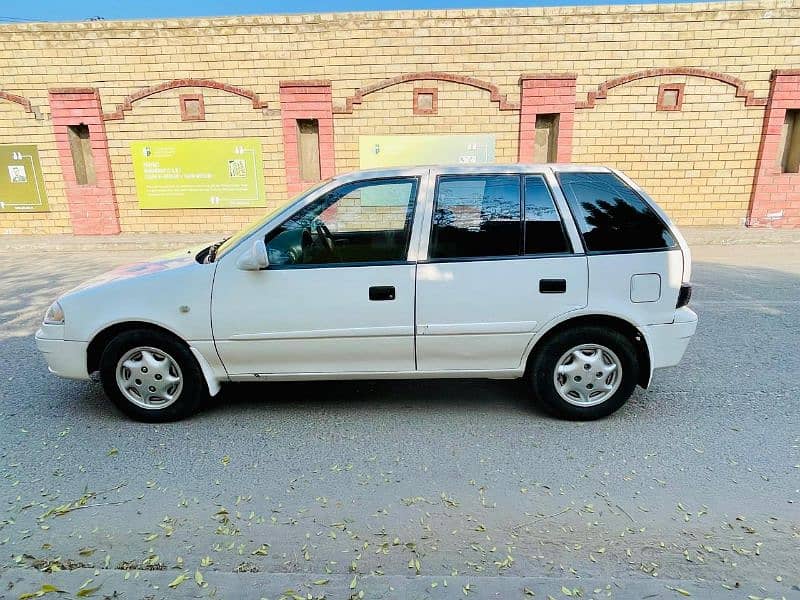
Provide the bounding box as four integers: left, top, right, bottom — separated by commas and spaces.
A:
228, 369, 524, 382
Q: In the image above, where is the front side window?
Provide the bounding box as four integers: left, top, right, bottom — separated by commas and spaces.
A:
266, 178, 418, 266
558, 172, 675, 252
430, 175, 521, 259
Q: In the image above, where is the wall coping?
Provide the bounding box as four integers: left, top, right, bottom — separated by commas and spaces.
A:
519, 73, 578, 82
280, 80, 332, 88
0, 1, 789, 30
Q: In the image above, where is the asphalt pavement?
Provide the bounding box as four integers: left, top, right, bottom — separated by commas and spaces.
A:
0, 243, 798, 599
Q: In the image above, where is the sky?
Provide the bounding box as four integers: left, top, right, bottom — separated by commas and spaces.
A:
1, 0, 700, 23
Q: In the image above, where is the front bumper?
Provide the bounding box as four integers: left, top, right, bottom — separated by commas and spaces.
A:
35, 327, 89, 380
642, 307, 698, 370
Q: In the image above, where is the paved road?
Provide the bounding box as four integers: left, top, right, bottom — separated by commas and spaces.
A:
0, 244, 798, 599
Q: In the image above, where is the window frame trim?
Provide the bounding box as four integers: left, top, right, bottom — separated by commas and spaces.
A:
264, 175, 422, 268
420, 252, 583, 265
422, 172, 579, 262
265, 259, 415, 270
555, 170, 679, 255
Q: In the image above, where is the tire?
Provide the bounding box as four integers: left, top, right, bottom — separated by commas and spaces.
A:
528, 325, 639, 420
99, 329, 208, 422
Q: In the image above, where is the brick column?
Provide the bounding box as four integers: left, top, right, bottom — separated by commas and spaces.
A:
279, 81, 335, 195
518, 74, 577, 163
49, 88, 119, 235
747, 70, 800, 228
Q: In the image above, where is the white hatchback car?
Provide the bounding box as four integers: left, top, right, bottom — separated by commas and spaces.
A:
36, 165, 697, 422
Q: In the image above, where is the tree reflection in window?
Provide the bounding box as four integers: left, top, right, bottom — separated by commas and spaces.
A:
430, 175, 521, 258
524, 176, 570, 254
558, 172, 675, 252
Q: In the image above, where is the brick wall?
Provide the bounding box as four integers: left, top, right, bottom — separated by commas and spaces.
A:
519, 75, 577, 163
0, 0, 799, 234
0, 98, 69, 234
334, 78, 520, 171
280, 81, 336, 195
748, 71, 800, 227
572, 74, 764, 226
104, 84, 284, 233
49, 88, 120, 234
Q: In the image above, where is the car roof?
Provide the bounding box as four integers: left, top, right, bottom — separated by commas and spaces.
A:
332, 163, 614, 182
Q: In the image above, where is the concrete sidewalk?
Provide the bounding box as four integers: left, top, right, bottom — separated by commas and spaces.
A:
1, 226, 799, 253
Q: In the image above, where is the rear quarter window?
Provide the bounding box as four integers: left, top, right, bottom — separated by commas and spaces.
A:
558, 172, 676, 253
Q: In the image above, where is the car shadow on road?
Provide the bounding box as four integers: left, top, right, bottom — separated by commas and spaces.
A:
202, 377, 544, 418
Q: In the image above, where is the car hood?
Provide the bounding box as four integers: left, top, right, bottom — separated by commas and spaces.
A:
66, 243, 211, 295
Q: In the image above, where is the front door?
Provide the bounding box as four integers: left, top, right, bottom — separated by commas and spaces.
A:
415, 172, 588, 372
212, 176, 422, 376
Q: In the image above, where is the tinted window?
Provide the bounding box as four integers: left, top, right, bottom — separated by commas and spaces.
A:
266, 178, 417, 266
430, 175, 521, 259
524, 176, 570, 254
558, 172, 675, 252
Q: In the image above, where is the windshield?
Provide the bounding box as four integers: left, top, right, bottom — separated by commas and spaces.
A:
214, 180, 331, 260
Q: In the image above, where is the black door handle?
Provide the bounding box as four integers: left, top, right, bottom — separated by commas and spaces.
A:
539, 278, 566, 294
369, 286, 396, 301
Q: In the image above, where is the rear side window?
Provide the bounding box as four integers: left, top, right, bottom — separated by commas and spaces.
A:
524, 176, 570, 254
430, 175, 521, 259
558, 172, 675, 252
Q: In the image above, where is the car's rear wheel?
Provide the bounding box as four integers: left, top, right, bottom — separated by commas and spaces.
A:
99, 329, 207, 422
528, 325, 639, 420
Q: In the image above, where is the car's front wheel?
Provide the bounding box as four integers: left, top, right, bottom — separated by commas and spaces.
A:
99, 329, 208, 422
528, 325, 639, 420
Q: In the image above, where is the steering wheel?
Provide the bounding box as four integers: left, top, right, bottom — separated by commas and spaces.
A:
315, 222, 335, 253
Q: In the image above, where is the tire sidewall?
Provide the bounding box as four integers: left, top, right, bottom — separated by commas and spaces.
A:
529, 326, 639, 420
99, 330, 206, 422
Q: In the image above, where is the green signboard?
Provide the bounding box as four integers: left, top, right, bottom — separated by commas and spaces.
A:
131, 138, 265, 209
359, 134, 496, 169
358, 134, 496, 205
0, 144, 49, 213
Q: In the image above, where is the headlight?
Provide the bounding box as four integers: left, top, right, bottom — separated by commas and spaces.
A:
43, 301, 65, 325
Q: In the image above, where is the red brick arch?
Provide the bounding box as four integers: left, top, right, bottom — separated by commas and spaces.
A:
333, 71, 520, 114
0, 90, 34, 114
102, 78, 268, 121
576, 67, 768, 109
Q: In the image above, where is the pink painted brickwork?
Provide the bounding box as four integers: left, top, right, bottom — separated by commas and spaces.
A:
518, 74, 576, 163
748, 71, 800, 228
49, 88, 120, 235
279, 81, 336, 195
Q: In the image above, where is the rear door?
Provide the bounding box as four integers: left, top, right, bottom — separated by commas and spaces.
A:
414, 169, 588, 372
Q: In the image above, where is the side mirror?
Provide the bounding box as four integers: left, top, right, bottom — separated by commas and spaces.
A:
236, 238, 269, 271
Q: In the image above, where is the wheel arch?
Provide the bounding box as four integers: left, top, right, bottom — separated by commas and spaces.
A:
524, 313, 652, 388
87, 321, 186, 375
87, 320, 221, 397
